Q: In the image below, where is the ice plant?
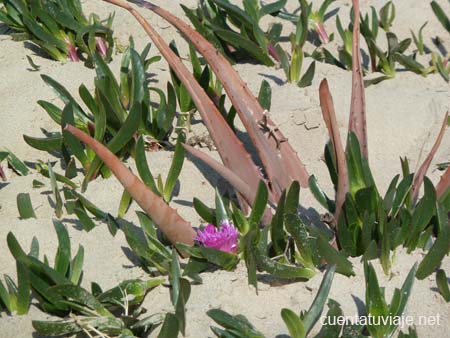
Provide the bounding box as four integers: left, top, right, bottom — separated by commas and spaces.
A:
308, 0, 334, 44
195, 222, 239, 254
0, 0, 114, 64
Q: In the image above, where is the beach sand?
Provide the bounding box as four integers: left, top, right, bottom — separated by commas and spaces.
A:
0, 1, 449, 337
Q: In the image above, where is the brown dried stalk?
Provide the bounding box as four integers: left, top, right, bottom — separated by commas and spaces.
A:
348, 0, 368, 159
123, 0, 310, 195
183, 144, 257, 206
65, 125, 196, 246
412, 111, 449, 202
436, 166, 450, 199
319, 79, 349, 225
102, 0, 269, 206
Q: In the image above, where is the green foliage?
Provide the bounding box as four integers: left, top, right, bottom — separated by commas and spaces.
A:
0, 263, 31, 315
410, 22, 428, 56
207, 265, 335, 338
122, 211, 172, 275
309, 2, 440, 85
364, 262, 417, 338
48, 160, 63, 218
7, 221, 167, 337
436, 269, 450, 302
208, 308, 265, 338
283, 265, 336, 338
0, 0, 114, 64
183, 0, 317, 85
7, 221, 84, 315
431, 1, 450, 34
0, 148, 30, 177
169, 252, 191, 336
189, 181, 355, 289
135, 134, 186, 204
63, 186, 120, 236
31, 277, 165, 337
275, 0, 316, 86
274, 0, 335, 44
311, 133, 449, 276
23, 43, 179, 189
182, 0, 286, 66
16, 192, 36, 219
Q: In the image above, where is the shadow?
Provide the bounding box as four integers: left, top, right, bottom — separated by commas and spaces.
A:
145, 71, 159, 84
361, 49, 370, 70
60, 217, 87, 232
257, 272, 310, 286
47, 196, 56, 210
432, 37, 448, 57
39, 190, 52, 196
275, 335, 291, 338
121, 246, 142, 268
298, 205, 334, 237
324, 8, 340, 22
171, 179, 181, 198
307, 30, 322, 47
0, 182, 10, 190
172, 199, 194, 208
23, 41, 53, 60
351, 295, 367, 317
184, 150, 232, 198
0, 23, 10, 35
257, 73, 286, 86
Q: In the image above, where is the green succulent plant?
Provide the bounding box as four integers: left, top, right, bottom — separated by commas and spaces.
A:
0, 0, 114, 64
182, 0, 287, 66
23, 42, 180, 191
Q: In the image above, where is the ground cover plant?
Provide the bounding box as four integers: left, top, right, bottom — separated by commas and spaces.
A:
23, 41, 181, 191
1, 0, 450, 337
0, 0, 114, 64
79, 0, 450, 276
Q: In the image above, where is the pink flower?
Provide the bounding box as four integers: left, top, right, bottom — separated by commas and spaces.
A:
195, 222, 239, 254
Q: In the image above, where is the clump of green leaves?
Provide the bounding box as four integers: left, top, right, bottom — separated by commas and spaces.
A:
364, 262, 417, 338
312, 2, 441, 85
275, 0, 316, 86
183, 0, 318, 86
181, 182, 353, 291
182, 0, 287, 66
0, 0, 114, 64
311, 130, 450, 277
0, 257, 31, 315
275, 0, 336, 45
6, 221, 170, 337
208, 309, 266, 337
23, 42, 181, 189
6, 220, 85, 315
31, 277, 165, 337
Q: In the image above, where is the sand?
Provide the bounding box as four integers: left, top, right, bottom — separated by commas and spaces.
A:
0, 0, 449, 337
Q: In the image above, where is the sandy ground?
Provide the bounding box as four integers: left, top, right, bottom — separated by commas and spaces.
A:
0, 0, 449, 337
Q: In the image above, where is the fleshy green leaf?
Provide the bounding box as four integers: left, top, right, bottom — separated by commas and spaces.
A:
16, 193, 36, 219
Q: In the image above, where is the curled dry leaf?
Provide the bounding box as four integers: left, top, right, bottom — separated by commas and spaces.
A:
348, 0, 368, 159
412, 111, 449, 202
64, 124, 196, 246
